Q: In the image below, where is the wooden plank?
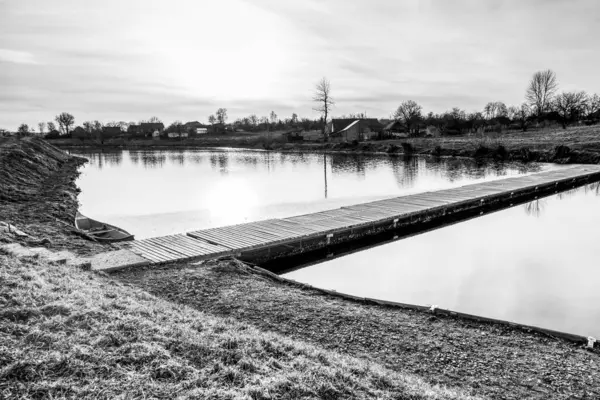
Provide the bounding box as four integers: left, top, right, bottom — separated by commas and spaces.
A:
137, 238, 187, 259
130, 242, 177, 263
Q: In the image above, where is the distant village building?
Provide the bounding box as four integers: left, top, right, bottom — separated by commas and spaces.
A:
328, 118, 384, 142
183, 121, 210, 135
102, 126, 122, 138
128, 122, 165, 137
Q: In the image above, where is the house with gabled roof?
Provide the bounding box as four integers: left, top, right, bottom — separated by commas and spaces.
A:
328, 118, 384, 142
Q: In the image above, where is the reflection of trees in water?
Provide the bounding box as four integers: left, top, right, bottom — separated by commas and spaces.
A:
187, 154, 206, 165
556, 182, 600, 200
90, 151, 122, 169
583, 181, 600, 196
210, 153, 230, 174
524, 199, 546, 218
556, 187, 581, 200
331, 154, 366, 178
389, 155, 418, 189
168, 150, 185, 166
129, 151, 140, 165
141, 152, 166, 168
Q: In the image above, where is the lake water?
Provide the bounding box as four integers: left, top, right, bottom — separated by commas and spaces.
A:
72, 149, 600, 336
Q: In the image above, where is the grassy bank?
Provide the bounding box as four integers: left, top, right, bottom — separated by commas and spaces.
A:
0, 253, 477, 399
0, 136, 107, 255
49, 125, 600, 164
116, 259, 600, 400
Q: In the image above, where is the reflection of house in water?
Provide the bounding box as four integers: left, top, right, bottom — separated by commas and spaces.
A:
330, 154, 366, 177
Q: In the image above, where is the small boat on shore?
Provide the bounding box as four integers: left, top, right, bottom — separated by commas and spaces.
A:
74, 212, 134, 242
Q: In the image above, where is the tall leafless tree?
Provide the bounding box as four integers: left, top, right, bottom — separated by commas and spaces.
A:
393, 100, 422, 134
526, 69, 558, 116
47, 121, 57, 133
312, 77, 334, 139
55, 112, 75, 136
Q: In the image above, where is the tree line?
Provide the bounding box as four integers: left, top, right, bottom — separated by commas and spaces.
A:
389, 69, 600, 136
9, 69, 599, 139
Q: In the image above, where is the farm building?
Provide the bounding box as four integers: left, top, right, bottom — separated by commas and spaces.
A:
328, 118, 384, 142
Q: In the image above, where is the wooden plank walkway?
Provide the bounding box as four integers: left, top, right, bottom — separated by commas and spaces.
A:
125, 165, 600, 266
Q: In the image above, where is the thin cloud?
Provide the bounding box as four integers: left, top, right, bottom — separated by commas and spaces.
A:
0, 49, 39, 64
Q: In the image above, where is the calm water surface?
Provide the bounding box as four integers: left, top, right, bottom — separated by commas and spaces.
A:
73, 148, 551, 239
72, 148, 600, 336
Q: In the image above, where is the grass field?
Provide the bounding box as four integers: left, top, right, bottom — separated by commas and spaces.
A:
0, 253, 478, 400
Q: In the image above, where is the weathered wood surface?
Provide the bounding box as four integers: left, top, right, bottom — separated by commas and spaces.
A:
126, 165, 600, 265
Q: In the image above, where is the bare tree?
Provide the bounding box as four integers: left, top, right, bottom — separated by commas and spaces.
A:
312, 77, 334, 139
208, 115, 216, 126
270, 111, 277, 124
147, 116, 162, 123
483, 101, 508, 120
216, 108, 228, 125
509, 103, 531, 132
47, 121, 57, 133
37, 122, 46, 136
586, 93, 600, 118
553, 91, 588, 128
526, 69, 558, 116
393, 100, 423, 134
55, 112, 75, 136
249, 114, 258, 127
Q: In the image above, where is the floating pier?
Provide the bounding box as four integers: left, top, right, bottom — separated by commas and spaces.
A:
100, 164, 600, 270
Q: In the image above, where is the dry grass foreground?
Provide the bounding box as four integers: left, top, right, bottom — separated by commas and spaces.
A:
115, 259, 600, 400
0, 253, 479, 400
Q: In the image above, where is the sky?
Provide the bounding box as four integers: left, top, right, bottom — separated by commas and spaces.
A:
1, 0, 599, 130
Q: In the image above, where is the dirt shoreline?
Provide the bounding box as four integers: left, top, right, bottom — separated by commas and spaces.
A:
2, 137, 600, 399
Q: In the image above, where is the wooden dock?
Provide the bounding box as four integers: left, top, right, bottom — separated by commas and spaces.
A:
124, 165, 600, 267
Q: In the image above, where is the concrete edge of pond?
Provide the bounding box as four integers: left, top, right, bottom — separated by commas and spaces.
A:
244, 263, 598, 350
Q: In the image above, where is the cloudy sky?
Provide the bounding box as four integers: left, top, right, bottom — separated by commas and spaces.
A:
1, 0, 599, 130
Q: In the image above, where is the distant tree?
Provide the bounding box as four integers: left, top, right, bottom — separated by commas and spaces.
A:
166, 120, 184, 133
105, 121, 121, 128
483, 101, 508, 120
249, 114, 258, 127
526, 69, 558, 116
586, 93, 600, 119
208, 114, 216, 126
291, 113, 299, 125
312, 77, 334, 139
393, 100, 422, 134
92, 120, 103, 132
216, 108, 228, 125
508, 103, 531, 132
553, 91, 588, 128
55, 112, 75, 136
17, 124, 30, 136
270, 111, 277, 125
37, 122, 46, 136
147, 116, 162, 123
82, 121, 93, 133
47, 121, 57, 133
